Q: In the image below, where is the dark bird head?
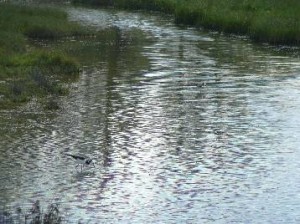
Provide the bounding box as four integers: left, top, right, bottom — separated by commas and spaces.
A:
85, 159, 95, 167
85, 159, 93, 165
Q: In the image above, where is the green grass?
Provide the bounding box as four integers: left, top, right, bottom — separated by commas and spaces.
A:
0, 4, 86, 40
73, 0, 300, 45
0, 51, 79, 109
0, 3, 87, 109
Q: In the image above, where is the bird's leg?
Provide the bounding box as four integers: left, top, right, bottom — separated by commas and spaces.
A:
75, 165, 79, 173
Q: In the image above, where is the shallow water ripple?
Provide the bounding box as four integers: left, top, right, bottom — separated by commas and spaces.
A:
0, 7, 300, 223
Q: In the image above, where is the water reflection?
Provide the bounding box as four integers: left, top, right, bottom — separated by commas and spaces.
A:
1, 6, 300, 223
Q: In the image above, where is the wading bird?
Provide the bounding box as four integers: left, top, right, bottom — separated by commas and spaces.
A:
65, 153, 95, 171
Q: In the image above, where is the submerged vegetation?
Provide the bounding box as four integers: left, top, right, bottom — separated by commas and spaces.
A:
0, 3, 86, 110
73, 0, 300, 45
0, 200, 64, 223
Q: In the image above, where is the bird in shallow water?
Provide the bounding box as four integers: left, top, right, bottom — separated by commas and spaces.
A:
65, 153, 95, 171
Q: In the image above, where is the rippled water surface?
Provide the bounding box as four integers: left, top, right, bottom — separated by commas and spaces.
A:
1, 7, 300, 223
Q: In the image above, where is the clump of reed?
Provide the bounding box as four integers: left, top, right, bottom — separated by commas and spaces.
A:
0, 200, 64, 224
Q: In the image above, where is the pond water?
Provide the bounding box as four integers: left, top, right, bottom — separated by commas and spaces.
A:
1, 6, 300, 223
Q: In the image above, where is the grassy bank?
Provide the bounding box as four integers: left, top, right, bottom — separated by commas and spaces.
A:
0, 3, 87, 110
73, 0, 300, 45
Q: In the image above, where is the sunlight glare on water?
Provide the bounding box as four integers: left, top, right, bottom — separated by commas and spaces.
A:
0, 7, 300, 223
